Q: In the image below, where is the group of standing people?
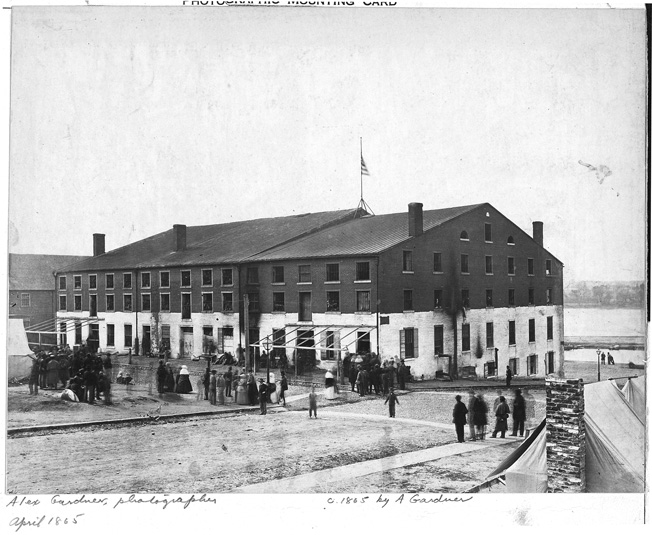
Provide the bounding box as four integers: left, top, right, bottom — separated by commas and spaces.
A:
600, 351, 616, 365
155, 361, 193, 394
453, 388, 528, 443
348, 355, 408, 397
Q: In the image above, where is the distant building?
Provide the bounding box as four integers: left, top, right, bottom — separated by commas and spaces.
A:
54, 203, 564, 379
9, 253, 90, 345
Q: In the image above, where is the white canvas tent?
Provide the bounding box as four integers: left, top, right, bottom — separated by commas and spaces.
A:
475, 375, 646, 493
7, 318, 35, 381
621, 375, 646, 423
584, 379, 645, 492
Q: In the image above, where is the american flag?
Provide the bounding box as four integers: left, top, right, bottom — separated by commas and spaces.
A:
361, 154, 370, 176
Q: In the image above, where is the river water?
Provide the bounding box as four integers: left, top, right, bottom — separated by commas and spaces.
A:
564, 306, 647, 365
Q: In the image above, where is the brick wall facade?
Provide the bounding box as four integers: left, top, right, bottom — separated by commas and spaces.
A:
546, 378, 586, 492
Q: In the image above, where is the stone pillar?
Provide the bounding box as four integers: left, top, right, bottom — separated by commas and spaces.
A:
546, 378, 586, 492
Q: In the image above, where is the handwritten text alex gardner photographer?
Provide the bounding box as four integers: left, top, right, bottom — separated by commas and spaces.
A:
7, 493, 472, 531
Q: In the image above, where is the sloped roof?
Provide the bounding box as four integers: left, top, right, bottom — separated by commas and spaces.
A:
58, 209, 362, 272
8, 254, 90, 290
248, 204, 483, 261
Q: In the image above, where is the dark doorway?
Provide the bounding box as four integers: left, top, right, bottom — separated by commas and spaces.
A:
357, 331, 371, 354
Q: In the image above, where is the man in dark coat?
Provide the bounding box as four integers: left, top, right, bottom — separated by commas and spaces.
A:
224, 367, 233, 397
203, 365, 211, 400
491, 396, 510, 438
384, 387, 399, 418
473, 394, 488, 440
510, 388, 526, 437
83, 367, 98, 404
348, 363, 358, 392
156, 360, 167, 394
452, 395, 468, 443
258, 379, 268, 415
505, 365, 513, 387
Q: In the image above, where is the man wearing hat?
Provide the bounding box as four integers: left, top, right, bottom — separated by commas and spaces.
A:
258, 378, 268, 415
511, 388, 526, 437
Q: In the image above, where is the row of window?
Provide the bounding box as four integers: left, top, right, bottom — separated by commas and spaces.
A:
397, 316, 554, 360
59, 269, 236, 291
59, 284, 557, 315
459, 224, 511, 244
450, 254, 553, 276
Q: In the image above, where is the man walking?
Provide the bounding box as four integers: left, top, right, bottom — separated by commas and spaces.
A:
385, 387, 400, 418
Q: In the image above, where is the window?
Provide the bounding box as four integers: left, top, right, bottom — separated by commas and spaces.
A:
461, 254, 469, 274
433, 252, 442, 273
298, 265, 311, 283
403, 289, 413, 311
89, 294, 97, 316
221, 268, 233, 286
401, 327, 418, 358
528, 258, 534, 276
546, 288, 553, 305
460, 230, 469, 240
202, 269, 213, 286
160, 293, 170, 312
181, 293, 191, 319
141, 272, 151, 289
272, 266, 285, 284
73, 275, 81, 289
326, 291, 340, 312
507, 257, 515, 276
527, 354, 538, 375
546, 260, 552, 276
181, 270, 191, 287
248, 293, 259, 312
507, 235, 515, 245
356, 261, 370, 281
124, 324, 133, 348
434, 325, 444, 355
485, 256, 493, 274
59, 295, 67, 311
356, 290, 371, 312
547, 316, 553, 340
75, 323, 82, 345
203, 326, 214, 354
528, 288, 535, 305
160, 271, 170, 288
161, 325, 171, 351
462, 323, 470, 351
222, 292, 233, 312
461, 289, 470, 308
89, 275, 97, 290
403, 250, 413, 272
106, 324, 115, 347
247, 267, 259, 284
325, 263, 339, 282
434, 289, 443, 309
486, 289, 493, 307
141, 294, 151, 312
508, 288, 515, 307
509, 320, 516, 345
20, 293, 30, 307
486, 322, 494, 348
547, 351, 555, 374
106, 274, 114, 289
299, 292, 312, 321
273, 292, 285, 312
59, 322, 67, 346
123, 294, 132, 312
106, 294, 114, 312
485, 223, 492, 242
202, 293, 213, 312
59, 276, 67, 290
74, 295, 82, 311
529, 318, 536, 342
123, 273, 132, 289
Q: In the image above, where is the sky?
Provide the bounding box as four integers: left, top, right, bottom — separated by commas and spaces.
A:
6, 5, 647, 284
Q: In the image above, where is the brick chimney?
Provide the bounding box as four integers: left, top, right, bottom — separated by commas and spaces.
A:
93, 234, 105, 256
173, 224, 187, 251
533, 221, 543, 247
408, 202, 423, 237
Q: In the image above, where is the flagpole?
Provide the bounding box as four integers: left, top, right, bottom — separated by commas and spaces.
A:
360, 137, 363, 201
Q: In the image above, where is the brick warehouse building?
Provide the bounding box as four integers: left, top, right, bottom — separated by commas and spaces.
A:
54, 202, 564, 380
